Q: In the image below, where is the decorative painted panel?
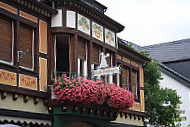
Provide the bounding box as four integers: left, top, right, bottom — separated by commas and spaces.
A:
140, 90, 145, 112
20, 11, 37, 23
140, 65, 144, 87
92, 22, 103, 42
105, 28, 115, 47
77, 14, 90, 35
19, 74, 37, 90
39, 20, 47, 54
0, 69, 17, 86
116, 55, 121, 60
132, 102, 140, 111
131, 61, 138, 68
0, 2, 17, 14
51, 9, 62, 27
66, 10, 76, 28
122, 57, 130, 64
39, 57, 47, 91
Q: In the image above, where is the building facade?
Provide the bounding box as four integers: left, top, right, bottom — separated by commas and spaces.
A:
0, 0, 148, 126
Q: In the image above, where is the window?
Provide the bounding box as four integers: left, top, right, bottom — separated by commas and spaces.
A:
18, 23, 34, 70
78, 37, 87, 77
78, 58, 87, 77
0, 15, 14, 64
93, 44, 100, 65
131, 70, 139, 99
122, 66, 130, 90
80, 58, 84, 76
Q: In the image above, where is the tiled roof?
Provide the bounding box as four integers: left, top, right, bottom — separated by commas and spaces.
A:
143, 39, 190, 62
126, 38, 190, 87
159, 62, 190, 88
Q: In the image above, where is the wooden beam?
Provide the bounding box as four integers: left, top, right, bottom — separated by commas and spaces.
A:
87, 41, 93, 78
70, 34, 78, 75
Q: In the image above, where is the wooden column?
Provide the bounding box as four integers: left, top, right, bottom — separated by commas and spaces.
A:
87, 41, 93, 78
70, 34, 78, 76
47, 23, 52, 85
50, 34, 56, 79
129, 68, 132, 91
15, 18, 19, 87
113, 52, 117, 84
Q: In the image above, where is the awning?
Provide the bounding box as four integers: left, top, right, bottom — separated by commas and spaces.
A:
0, 115, 51, 126
0, 124, 20, 127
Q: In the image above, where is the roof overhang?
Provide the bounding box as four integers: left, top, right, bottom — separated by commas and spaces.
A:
118, 38, 150, 64
159, 63, 190, 88
0, 115, 51, 126
49, 0, 124, 32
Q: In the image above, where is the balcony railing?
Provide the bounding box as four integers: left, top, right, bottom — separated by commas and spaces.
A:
51, 71, 95, 81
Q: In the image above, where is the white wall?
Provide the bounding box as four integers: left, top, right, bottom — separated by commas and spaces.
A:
159, 72, 190, 126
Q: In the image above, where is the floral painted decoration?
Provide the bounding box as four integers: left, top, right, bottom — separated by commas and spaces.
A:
106, 31, 114, 43
79, 17, 89, 31
51, 74, 134, 111
93, 24, 102, 39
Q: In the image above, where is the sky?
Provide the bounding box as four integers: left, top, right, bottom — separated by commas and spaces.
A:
97, 0, 190, 46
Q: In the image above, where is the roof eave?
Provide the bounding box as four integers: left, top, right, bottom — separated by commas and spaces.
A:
118, 40, 150, 61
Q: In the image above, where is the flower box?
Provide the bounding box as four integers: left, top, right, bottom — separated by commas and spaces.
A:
51, 74, 134, 111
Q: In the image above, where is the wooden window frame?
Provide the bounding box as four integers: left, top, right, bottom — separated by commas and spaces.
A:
0, 17, 14, 65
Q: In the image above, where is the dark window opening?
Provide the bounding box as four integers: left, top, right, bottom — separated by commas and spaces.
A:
79, 58, 84, 76
56, 34, 70, 74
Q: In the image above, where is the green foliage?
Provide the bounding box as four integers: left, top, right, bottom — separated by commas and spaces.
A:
141, 51, 181, 126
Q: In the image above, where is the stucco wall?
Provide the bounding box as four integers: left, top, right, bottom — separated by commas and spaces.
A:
159, 72, 190, 126
0, 93, 48, 114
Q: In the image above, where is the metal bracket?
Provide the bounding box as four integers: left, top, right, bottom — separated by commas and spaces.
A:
17, 49, 29, 62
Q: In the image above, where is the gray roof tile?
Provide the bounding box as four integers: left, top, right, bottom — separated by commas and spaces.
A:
143, 38, 190, 62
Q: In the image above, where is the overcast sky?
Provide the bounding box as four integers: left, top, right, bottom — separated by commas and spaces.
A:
97, 0, 190, 46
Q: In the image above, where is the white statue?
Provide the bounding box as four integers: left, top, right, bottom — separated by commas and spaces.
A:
99, 52, 110, 69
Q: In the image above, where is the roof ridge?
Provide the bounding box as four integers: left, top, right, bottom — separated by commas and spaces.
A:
143, 38, 190, 48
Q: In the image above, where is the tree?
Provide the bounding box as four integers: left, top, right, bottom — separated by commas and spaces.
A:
141, 51, 181, 126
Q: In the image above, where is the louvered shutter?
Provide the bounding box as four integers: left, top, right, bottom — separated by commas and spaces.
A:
93, 44, 99, 64
122, 66, 128, 89
19, 23, 33, 69
0, 16, 13, 62
131, 70, 136, 96
78, 37, 86, 59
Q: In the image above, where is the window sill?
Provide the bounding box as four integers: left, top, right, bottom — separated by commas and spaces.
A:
0, 62, 18, 70
19, 67, 38, 76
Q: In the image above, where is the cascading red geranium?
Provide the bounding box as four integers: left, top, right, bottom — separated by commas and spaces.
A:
106, 83, 135, 111
51, 75, 134, 110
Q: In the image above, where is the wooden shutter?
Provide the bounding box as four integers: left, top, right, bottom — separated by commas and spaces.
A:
78, 37, 86, 59
19, 23, 33, 69
122, 66, 128, 89
131, 70, 136, 96
0, 15, 13, 62
93, 44, 99, 64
